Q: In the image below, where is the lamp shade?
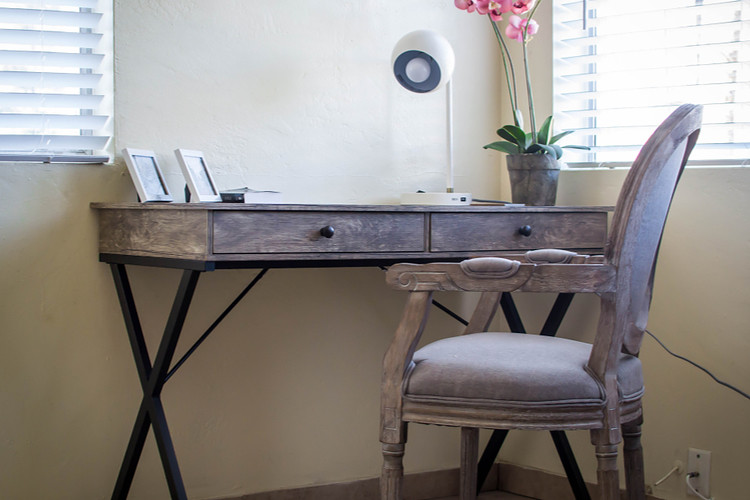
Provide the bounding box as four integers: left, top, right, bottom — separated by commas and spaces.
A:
392, 30, 455, 93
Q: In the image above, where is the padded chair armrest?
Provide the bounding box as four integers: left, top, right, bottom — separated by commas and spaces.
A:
521, 249, 606, 264
386, 257, 616, 294
525, 248, 587, 264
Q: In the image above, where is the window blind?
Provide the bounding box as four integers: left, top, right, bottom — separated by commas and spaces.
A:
553, 0, 749, 167
0, 0, 111, 162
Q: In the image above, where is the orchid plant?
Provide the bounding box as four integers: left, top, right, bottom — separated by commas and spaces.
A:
454, 0, 587, 159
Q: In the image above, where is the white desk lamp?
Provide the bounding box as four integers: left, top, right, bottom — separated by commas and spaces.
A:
392, 30, 471, 205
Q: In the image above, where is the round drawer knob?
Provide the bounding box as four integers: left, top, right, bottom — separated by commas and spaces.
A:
518, 225, 532, 237
320, 225, 335, 238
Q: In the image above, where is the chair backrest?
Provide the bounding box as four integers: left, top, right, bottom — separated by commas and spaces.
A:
598, 104, 702, 363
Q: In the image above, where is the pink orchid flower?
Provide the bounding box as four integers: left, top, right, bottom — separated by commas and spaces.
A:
476, 0, 512, 22
505, 14, 539, 42
511, 0, 536, 15
454, 0, 477, 12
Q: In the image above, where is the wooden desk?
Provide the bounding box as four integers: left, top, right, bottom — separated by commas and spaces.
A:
92, 203, 610, 500
93, 203, 609, 268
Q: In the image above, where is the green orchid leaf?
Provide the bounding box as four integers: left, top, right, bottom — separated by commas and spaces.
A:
514, 109, 524, 130
551, 144, 564, 159
537, 115, 553, 145
498, 125, 527, 147
497, 128, 518, 144
562, 144, 592, 150
549, 130, 574, 144
484, 141, 522, 154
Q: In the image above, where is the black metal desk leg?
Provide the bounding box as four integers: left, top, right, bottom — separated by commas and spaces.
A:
551, 430, 592, 500
476, 429, 509, 490
110, 264, 201, 500
499, 292, 525, 333
540, 293, 575, 337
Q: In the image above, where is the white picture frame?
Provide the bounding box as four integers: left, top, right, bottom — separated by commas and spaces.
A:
122, 148, 173, 202
174, 149, 222, 203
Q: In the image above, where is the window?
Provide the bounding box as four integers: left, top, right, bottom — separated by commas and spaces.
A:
0, 0, 112, 163
553, 0, 749, 167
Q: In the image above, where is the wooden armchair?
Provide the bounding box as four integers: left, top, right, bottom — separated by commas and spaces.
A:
379, 104, 703, 500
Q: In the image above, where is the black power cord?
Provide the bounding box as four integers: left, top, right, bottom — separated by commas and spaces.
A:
645, 329, 750, 401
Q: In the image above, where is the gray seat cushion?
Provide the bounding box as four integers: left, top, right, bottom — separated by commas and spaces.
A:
404, 332, 643, 407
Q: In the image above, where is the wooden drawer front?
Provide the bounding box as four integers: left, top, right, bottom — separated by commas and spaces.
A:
98, 209, 209, 257
430, 212, 607, 252
213, 211, 425, 254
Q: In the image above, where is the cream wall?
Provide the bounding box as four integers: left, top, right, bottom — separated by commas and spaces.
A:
0, 2, 747, 500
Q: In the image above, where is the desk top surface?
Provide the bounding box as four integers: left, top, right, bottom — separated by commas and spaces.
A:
91, 202, 613, 213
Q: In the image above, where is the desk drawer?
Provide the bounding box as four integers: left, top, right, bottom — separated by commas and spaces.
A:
213, 211, 425, 254
430, 212, 607, 251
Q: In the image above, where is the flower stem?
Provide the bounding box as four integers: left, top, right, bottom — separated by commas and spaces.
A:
522, 39, 536, 143
523, 0, 544, 144
490, 18, 519, 127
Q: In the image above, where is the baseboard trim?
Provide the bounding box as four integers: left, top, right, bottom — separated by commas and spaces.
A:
497, 462, 664, 500
217, 461, 663, 500
218, 465, 498, 500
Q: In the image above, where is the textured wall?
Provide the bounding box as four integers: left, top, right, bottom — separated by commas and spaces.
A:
114, 1, 504, 204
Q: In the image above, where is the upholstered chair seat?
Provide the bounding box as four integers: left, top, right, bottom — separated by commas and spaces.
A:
404, 332, 644, 414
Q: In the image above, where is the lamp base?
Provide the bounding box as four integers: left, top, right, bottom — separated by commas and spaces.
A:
400, 192, 472, 206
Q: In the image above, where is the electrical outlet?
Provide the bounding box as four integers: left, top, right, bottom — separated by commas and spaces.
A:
687, 448, 711, 497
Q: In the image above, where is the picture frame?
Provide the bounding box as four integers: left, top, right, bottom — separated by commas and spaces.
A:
122, 148, 173, 202
174, 149, 222, 203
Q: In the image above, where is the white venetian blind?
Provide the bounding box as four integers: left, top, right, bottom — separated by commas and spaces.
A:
553, 0, 750, 167
0, 0, 112, 162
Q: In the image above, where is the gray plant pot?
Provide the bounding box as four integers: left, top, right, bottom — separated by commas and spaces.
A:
506, 153, 562, 206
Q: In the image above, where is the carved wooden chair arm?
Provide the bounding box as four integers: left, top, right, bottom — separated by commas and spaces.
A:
386, 250, 615, 294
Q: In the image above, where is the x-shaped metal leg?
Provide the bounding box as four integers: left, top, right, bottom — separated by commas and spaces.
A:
110, 264, 201, 500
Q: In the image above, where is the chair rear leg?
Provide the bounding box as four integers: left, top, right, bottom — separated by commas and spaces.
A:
381, 442, 405, 500
460, 428, 479, 500
623, 418, 646, 500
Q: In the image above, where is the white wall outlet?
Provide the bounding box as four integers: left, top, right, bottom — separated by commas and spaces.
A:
687, 448, 711, 497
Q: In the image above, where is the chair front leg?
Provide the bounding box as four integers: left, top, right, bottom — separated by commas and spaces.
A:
381, 442, 406, 500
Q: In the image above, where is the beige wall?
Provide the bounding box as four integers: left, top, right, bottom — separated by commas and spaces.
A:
0, 2, 747, 499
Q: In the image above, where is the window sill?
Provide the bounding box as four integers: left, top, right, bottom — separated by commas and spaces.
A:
564, 160, 749, 170
0, 154, 110, 164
